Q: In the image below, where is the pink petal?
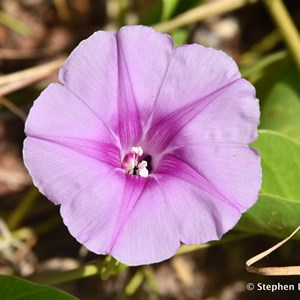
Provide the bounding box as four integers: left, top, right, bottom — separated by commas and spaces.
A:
159, 175, 241, 244
58, 26, 174, 149
58, 31, 119, 132
157, 145, 261, 214
171, 79, 259, 147
145, 45, 259, 151
155, 150, 260, 244
60, 172, 129, 254
116, 26, 174, 124
25, 83, 117, 149
23, 138, 116, 205
151, 44, 240, 119
24, 137, 155, 257
114, 26, 174, 148
111, 177, 180, 265
147, 80, 259, 153
59, 29, 143, 148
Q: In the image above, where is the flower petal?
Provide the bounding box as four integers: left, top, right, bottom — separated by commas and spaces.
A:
58, 26, 174, 149
157, 144, 261, 214
23, 26, 262, 266
60, 171, 128, 254
151, 44, 240, 119
23, 137, 116, 205
25, 83, 119, 165
145, 45, 259, 151
24, 137, 158, 257
159, 175, 241, 244
155, 149, 260, 244
147, 79, 259, 152
181, 145, 262, 212
171, 79, 260, 147
116, 26, 174, 124
111, 177, 180, 265
25, 138, 146, 256
58, 31, 119, 131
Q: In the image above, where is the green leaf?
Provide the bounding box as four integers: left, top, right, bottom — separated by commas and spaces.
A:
238, 194, 300, 239
237, 130, 300, 239
161, 0, 180, 20
240, 50, 288, 80
258, 62, 300, 142
0, 275, 78, 300
260, 83, 300, 142
254, 130, 300, 199
253, 53, 290, 100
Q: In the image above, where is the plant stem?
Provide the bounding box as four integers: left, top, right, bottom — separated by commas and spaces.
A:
117, 0, 128, 27
240, 50, 288, 79
0, 96, 27, 121
0, 10, 34, 37
143, 266, 159, 294
239, 30, 282, 65
0, 57, 65, 96
53, 0, 72, 22
176, 231, 253, 255
124, 270, 144, 296
32, 261, 104, 286
263, 0, 300, 72
29, 231, 252, 286
153, 0, 258, 32
33, 215, 62, 236
7, 188, 40, 230
0, 47, 59, 60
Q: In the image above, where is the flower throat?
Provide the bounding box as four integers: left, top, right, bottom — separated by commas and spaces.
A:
122, 146, 152, 177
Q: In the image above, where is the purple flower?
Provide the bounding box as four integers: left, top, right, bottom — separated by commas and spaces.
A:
23, 26, 261, 265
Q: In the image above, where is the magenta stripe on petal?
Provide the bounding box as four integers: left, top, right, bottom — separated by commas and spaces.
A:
116, 33, 143, 148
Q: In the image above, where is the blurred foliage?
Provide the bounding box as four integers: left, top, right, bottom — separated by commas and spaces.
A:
161, 0, 181, 20
259, 63, 300, 141
141, 0, 204, 25
172, 0, 205, 18
161, 0, 205, 20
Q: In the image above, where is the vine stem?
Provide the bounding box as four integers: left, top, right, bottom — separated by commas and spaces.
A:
0, 96, 27, 121
263, 0, 300, 72
7, 188, 40, 230
153, 0, 258, 33
32, 261, 104, 286
0, 57, 65, 96
0, 10, 34, 37
29, 232, 252, 286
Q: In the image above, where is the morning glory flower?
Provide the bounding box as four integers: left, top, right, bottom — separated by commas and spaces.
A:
23, 26, 261, 266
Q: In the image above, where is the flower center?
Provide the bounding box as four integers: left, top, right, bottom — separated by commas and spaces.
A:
122, 146, 151, 177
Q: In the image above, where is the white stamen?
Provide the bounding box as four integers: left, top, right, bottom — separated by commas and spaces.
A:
131, 146, 143, 157
124, 146, 149, 177
128, 159, 136, 171
138, 160, 147, 169
137, 160, 149, 177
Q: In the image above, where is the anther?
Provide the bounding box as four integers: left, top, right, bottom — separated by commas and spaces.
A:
131, 146, 143, 157
137, 161, 149, 177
